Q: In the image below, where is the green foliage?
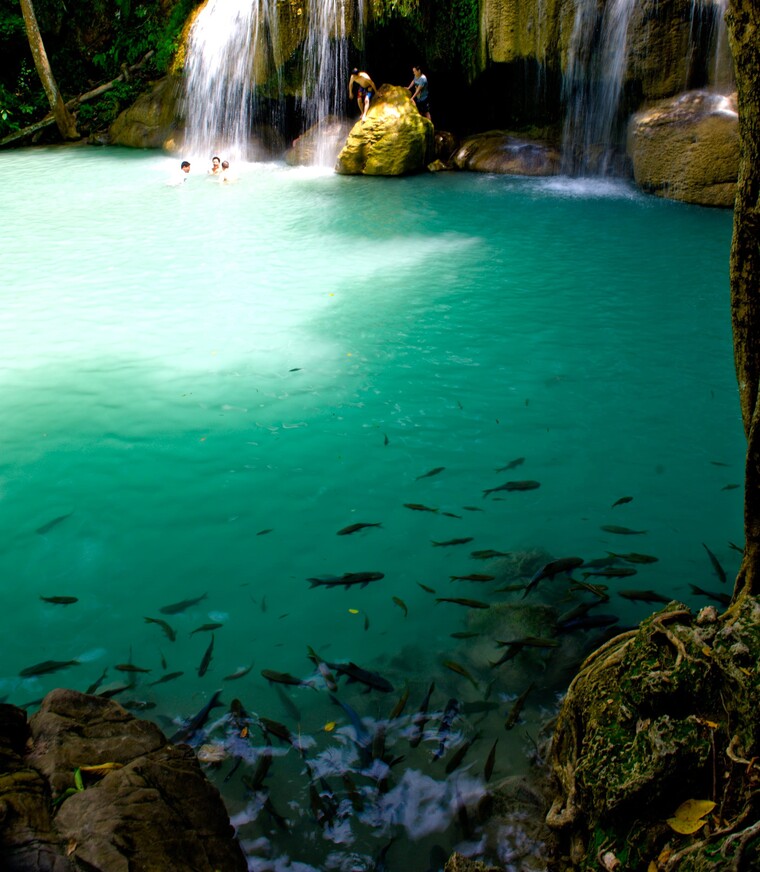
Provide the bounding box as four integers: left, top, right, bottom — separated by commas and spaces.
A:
370, 0, 422, 28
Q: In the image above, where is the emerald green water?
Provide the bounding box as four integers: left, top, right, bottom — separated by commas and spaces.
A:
0, 147, 741, 870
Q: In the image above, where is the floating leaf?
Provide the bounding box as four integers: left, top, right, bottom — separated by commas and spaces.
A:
323, 721, 337, 732
348, 608, 359, 614
666, 798, 716, 834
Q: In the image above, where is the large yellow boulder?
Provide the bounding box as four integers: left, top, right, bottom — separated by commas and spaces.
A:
334, 85, 434, 176
109, 76, 182, 149
627, 90, 739, 207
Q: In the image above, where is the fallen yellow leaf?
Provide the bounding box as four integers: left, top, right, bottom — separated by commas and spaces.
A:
323, 722, 337, 732
666, 798, 716, 834
348, 608, 359, 614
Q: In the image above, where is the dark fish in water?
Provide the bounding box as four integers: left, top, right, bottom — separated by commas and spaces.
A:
159, 593, 208, 615
149, 671, 184, 686
36, 512, 73, 535
144, 616, 177, 642
259, 716, 293, 744
450, 631, 481, 639
223, 664, 253, 681
244, 742, 274, 792
432, 537, 474, 547
169, 689, 223, 744
608, 551, 659, 564
85, 668, 109, 694
403, 503, 439, 513
262, 794, 290, 832
417, 583, 436, 594
601, 525, 647, 535
483, 480, 540, 498
470, 549, 511, 559
261, 669, 313, 688
416, 466, 445, 480
260, 596, 267, 613
327, 660, 394, 693
495, 457, 525, 472
689, 584, 731, 607
728, 541, 744, 554
40, 595, 78, 605
307, 571, 384, 589
449, 573, 495, 582
388, 686, 410, 720
584, 555, 621, 568
494, 583, 528, 593
306, 646, 338, 692
582, 567, 638, 579
569, 580, 610, 600
611, 496, 633, 508
384, 433, 389, 446
432, 698, 460, 760
257, 529, 273, 536
441, 511, 463, 519
197, 635, 214, 677
122, 699, 156, 712
342, 771, 364, 812
329, 694, 372, 764
558, 602, 600, 624
504, 683, 534, 730
523, 556, 584, 598
190, 622, 223, 635
721, 483, 740, 490
160, 651, 168, 670
97, 683, 131, 698
484, 738, 498, 782
443, 660, 479, 690
409, 682, 436, 748
337, 522, 382, 536
710, 460, 730, 466
462, 506, 484, 512
363, 612, 370, 631
489, 636, 559, 667
702, 543, 727, 585
445, 732, 480, 774
115, 663, 151, 673
618, 589, 673, 605
558, 613, 620, 633
436, 596, 490, 609
392, 596, 408, 617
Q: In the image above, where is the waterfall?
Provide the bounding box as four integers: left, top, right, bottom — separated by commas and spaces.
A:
182, 0, 279, 162
688, 0, 734, 93
561, 0, 636, 176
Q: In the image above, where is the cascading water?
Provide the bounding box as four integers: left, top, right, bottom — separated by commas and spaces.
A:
561, 0, 637, 176
688, 0, 734, 93
183, 0, 279, 162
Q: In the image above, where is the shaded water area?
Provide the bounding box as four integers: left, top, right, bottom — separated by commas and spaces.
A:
0, 147, 741, 870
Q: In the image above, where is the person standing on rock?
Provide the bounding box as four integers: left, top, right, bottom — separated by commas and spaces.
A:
408, 65, 431, 121
348, 69, 378, 122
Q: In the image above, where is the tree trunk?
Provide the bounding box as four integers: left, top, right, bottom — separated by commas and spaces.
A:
19, 0, 79, 141
727, 0, 760, 599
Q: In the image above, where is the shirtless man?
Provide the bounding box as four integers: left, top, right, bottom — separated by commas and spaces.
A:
348, 69, 378, 122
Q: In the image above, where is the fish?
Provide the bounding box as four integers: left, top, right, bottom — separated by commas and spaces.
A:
489, 636, 559, 667
558, 602, 599, 624
160, 651, 168, 670
721, 484, 740, 490
523, 556, 584, 597
470, 549, 512, 559
97, 683, 131, 698
197, 635, 214, 677
223, 664, 253, 681
337, 522, 382, 535
416, 466, 445, 480
617, 589, 673, 605
462, 506, 484, 512
611, 496, 633, 508
441, 511, 462, 519
409, 682, 436, 748
364, 612, 370, 631
306, 646, 337, 692
326, 660, 394, 693
483, 480, 540, 497
35, 512, 73, 535
148, 671, 184, 686
436, 597, 490, 609
445, 732, 480, 774
484, 738, 498, 781
144, 616, 177, 642
417, 583, 436, 594
388, 686, 410, 720
190, 622, 223, 635
40, 595, 78, 605
450, 631, 481, 639
443, 660, 479, 690
259, 716, 293, 744
260, 596, 267, 613
392, 596, 408, 617
450, 573, 495, 582
403, 503, 439, 513
274, 684, 302, 722
307, 571, 384, 589
494, 583, 528, 593
262, 795, 290, 831
244, 741, 274, 791
504, 683, 534, 730
115, 663, 151, 673
159, 593, 208, 615
728, 542, 744, 554
85, 668, 109, 694
569, 580, 610, 600
122, 700, 156, 712
702, 543, 727, 585
256, 529, 273, 536
169, 689, 223, 744
608, 552, 659, 564
261, 669, 314, 688
710, 460, 730, 466
495, 457, 525, 471
582, 567, 638, 579
557, 613, 620, 632
600, 525, 647, 535
432, 537, 474, 547
432, 698, 461, 760
689, 584, 731, 607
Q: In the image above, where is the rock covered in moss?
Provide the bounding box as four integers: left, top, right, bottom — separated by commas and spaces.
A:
453, 131, 560, 176
109, 75, 182, 149
627, 91, 739, 207
334, 85, 434, 176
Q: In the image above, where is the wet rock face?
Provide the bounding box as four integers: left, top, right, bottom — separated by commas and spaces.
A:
627, 91, 739, 207
453, 131, 561, 176
285, 116, 354, 166
0, 690, 247, 872
108, 75, 183, 149
335, 85, 434, 176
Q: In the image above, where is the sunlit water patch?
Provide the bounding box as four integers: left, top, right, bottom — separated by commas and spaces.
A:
0, 146, 741, 870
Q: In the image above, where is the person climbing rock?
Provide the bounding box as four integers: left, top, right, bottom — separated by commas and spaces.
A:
348, 69, 378, 122
407, 65, 431, 121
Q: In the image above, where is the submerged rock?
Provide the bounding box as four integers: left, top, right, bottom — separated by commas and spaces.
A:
627, 91, 739, 207
0, 689, 247, 872
453, 131, 561, 176
334, 85, 434, 176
